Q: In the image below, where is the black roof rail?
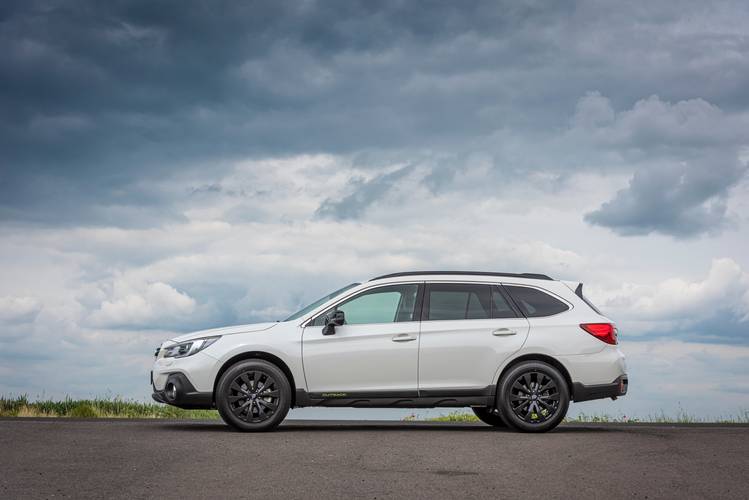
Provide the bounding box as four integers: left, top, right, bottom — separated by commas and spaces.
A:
369, 271, 554, 281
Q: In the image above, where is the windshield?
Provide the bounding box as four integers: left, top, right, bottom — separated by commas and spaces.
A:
283, 283, 360, 321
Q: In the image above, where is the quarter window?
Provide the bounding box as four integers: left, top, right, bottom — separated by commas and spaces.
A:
425, 284, 492, 321
504, 285, 569, 317
491, 286, 518, 319
312, 284, 419, 326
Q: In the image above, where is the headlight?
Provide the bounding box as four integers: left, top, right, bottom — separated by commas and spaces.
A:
162, 336, 220, 358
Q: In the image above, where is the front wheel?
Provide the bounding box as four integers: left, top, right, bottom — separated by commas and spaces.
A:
497, 361, 569, 433
216, 359, 291, 432
472, 407, 507, 427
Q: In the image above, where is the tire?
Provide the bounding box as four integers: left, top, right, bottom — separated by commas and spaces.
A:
216, 359, 291, 432
472, 407, 507, 427
496, 361, 569, 433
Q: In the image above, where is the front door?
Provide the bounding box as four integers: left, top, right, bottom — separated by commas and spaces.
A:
418, 283, 529, 393
302, 283, 422, 394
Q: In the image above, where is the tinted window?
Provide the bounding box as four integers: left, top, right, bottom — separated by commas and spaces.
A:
284, 283, 360, 321
312, 284, 419, 325
426, 284, 491, 321
504, 285, 569, 317
491, 287, 518, 319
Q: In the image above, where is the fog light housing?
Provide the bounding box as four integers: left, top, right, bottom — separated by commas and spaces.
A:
165, 382, 178, 402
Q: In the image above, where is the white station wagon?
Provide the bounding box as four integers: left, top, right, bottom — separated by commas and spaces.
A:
152, 271, 628, 432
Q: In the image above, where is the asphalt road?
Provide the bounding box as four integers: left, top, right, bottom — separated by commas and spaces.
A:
1, 419, 747, 499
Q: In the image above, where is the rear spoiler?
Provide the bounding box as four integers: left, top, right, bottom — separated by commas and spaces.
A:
560, 280, 585, 298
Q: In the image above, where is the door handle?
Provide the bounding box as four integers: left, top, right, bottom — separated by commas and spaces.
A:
492, 328, 517, 336
392, 334, 417, 342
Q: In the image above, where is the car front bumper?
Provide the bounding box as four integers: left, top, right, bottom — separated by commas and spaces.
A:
151, 350, 217, 410
151, 372, 214, 409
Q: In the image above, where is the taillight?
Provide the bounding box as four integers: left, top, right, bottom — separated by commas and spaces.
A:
580, 323, 617, 345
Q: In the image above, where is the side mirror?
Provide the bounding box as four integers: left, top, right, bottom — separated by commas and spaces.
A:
322, 310, 345, 336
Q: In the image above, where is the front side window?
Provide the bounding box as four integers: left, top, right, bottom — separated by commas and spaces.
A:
284, 282, 360, 321
312, 284, 419, 326
425, 284, 492, 321
504, 285, 569, 317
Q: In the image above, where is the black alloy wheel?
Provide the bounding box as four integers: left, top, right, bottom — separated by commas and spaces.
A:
497, 361, 569, 433
228, 370, 280, 423
509, 370, 560, 423
216, 359, 291, 432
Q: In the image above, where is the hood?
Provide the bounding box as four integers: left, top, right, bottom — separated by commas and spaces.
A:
169, 322, 278, 343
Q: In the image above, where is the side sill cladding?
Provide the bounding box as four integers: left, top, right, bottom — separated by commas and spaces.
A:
293, 387, 495, 408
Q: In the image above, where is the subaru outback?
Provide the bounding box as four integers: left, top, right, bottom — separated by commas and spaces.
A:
151, 271, 628, 432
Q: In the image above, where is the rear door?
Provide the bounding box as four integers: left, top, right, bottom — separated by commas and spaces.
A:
417, 283, 529, 393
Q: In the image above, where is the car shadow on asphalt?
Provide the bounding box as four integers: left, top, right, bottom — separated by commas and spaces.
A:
159, 422, 624, 433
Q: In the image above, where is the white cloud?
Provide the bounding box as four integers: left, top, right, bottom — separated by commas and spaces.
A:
573, 94, 746, 148
0, 296, 42, 324
88, 279, 196, 329
590, 258, 749, 335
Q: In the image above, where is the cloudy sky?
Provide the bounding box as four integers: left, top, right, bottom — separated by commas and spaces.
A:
1, 0, 748, 420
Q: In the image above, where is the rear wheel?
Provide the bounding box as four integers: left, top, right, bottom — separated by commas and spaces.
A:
472, 407, 507, 427
216, 359, 291, 432
497, 361, 569, 433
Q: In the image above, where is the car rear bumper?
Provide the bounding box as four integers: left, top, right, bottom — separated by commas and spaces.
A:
572, 375, 628, 402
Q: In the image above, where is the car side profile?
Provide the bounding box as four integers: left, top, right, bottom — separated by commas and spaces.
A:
151, 271, 628, 432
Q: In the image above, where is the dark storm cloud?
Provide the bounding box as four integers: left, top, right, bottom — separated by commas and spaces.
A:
585, 154, 747, 237
0, 0, 567, 225
316, 164, 413, 220
578, 94, 749, 237
2, 0, 749, 230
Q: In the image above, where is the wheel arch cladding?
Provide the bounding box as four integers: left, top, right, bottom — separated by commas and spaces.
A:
499, 354, 573, 398
213, 351, 297, 406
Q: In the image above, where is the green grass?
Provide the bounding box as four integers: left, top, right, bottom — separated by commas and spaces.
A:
566, 408, 749, 424
404, 409, 749, 424
0, 395, 220, 420
404, 411, 480, 423
3, 395, 748, 424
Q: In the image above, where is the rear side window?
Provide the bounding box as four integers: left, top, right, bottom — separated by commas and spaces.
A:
425, 284, 491, 321
504, 285, 569, 317
491, 286, 518, 319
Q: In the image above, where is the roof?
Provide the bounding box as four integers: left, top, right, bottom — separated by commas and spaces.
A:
369, 271, 554, 281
